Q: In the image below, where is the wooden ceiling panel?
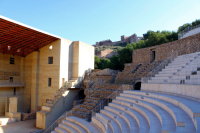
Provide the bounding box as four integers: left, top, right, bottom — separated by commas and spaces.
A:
0, 17, 59, 56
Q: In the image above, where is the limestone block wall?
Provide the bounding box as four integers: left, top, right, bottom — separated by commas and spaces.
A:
0, 53, 24, 114
0, 39, 94, 114
0, 53, 22, 84
132, 33, 200, 65
37, 40, 61, 108
23, 39, 64, 112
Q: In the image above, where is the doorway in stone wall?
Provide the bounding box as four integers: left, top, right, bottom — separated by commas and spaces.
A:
134, 82, 141, 90
150, 50, 156, 63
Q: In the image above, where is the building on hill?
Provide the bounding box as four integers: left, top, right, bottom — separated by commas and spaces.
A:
95, 39, 113, 46
0, 16, 94, 121
95, 33, 142, 46
121, 34, 143, 44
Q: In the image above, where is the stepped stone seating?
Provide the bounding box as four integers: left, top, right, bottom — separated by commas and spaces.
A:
52, 89, 200, 133
148, 52, 200, 84
55, 116, 100, 133
115, 61, 162, 84
51, 52, 200, 133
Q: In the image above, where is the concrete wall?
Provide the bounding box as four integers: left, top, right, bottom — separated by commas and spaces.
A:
78, 41, 94, 79
59, 39, 72, 86
72, 41, 94, 79
142, 83, 200, 99
132, 33, 200, 65
44, 90, 79, 128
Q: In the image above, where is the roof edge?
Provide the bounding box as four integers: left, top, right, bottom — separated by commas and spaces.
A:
0, 15, 62, 39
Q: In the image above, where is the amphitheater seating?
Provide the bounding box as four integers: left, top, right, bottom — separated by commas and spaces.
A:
148, 52, 200, 84
51, 52, 200, 133
52, 89, 200, 133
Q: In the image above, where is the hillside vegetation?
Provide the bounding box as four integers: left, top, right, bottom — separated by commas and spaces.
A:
95, 19, 199, 70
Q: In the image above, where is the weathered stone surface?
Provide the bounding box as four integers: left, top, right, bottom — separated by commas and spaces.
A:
132, 33, 200, 65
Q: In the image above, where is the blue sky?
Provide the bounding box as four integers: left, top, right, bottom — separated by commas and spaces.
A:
0, 0, 200, 44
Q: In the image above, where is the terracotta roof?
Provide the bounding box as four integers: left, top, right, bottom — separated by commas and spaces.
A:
0, 16, 59, 56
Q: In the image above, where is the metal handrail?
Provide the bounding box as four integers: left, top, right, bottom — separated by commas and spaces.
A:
141, 59, 172, 83
91, 90, 123, 117
43, 111, 70, 133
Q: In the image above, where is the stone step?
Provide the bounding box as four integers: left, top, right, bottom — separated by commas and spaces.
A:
119, 94, 176, 132
124, 91, 199, 131
58, 123, 78, 133
55, 127, 68, 133
104, 106, 139, 133
95, 113, 120, 133
62, 120, 87, 133
91, 117, 107, 133
109, 102, 150, 133
114, 98, 162, 133
100, 109, 129, 133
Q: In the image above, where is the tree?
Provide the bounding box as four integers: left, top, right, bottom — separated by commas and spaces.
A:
178, 19, 200, 33
95, 56, 111, 69
178, 23, 191, 33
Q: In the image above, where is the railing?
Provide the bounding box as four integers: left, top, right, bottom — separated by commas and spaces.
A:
142, 59, 172, 83
42, 98, 84, 133
43, 111, 68, 133
178, 24, 200, 39
0, 83, 24, 87
91, 90, 123, 117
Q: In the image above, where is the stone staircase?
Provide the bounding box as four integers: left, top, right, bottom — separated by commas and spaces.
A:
68, 95, 101, 121
115, 61, 163, 84
40, 78, 78, 113
147, 52, 200, 85
67, 84, 133, 121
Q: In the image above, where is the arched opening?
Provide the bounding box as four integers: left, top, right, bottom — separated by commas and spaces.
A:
134, 82, 141, 90
79, 89, 86, 99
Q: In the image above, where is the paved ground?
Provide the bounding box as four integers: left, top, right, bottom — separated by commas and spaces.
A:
0, 119, 41, 133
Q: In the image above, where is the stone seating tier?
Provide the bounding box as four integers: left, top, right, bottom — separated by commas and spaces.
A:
147, 52, 200, 85
52, 89, 200, 133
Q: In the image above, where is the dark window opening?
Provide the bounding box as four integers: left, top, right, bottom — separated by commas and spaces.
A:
9, 77, 13, 83
79, 90, 86, 99
13, 88, 16, 96
134, 82, 141, 90
48, 57, 53, 64
10, 57, 15, 64
48, 78, 52, 87
150, 50, 156, 63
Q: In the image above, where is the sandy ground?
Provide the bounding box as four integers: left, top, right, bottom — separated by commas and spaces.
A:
0, 119, 41, 133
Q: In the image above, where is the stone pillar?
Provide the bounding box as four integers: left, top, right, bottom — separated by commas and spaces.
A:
5, 97, 21, 121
